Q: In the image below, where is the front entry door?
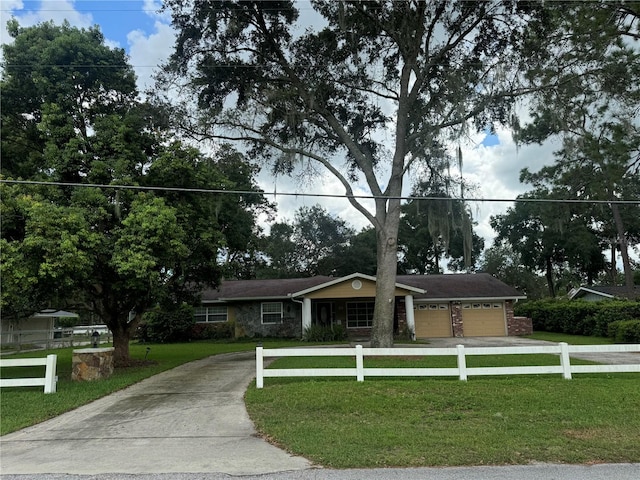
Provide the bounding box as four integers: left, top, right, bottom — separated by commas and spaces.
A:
314, 302, 334, 327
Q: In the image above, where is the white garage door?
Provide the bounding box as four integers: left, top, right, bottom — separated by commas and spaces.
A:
462, 302, 506, 336
414, 303, 452, 338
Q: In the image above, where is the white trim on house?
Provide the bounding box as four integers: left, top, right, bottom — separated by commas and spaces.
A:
568, 287, 614, 300
290, 272, 425, 297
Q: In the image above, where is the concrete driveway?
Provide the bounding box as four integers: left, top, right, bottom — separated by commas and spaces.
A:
0, 351, 311, 476
1, 338, 638, 480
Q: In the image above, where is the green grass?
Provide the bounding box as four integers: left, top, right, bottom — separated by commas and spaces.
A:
246, 354, 640, 468
0, 339, 306, 435
525, 331, 614, 345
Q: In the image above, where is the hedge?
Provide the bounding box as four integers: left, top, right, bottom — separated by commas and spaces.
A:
514, 299, 640, 338
608, 320, 640, 344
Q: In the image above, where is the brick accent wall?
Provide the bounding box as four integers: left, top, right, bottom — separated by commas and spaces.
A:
505, 300, 532, 335
451, 302, 464, 337
507, 317, 533, 336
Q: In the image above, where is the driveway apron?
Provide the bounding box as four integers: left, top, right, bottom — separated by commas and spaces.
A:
0, 351, 311, 475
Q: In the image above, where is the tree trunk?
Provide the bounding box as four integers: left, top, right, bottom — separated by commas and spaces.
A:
112, 328, 132, 368
610, 203, 634, 294
370, 208, 401, 348
545, 255, 556, 298
107, 312, 138, 368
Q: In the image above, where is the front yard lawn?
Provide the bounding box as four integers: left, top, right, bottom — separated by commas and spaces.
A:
245, 354, 640, 467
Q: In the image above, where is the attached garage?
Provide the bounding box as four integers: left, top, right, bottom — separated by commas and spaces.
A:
414, 303, 452, 338
461, 302, 506, 337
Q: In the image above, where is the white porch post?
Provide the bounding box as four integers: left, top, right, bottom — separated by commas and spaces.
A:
405, 295, 415, 340
302, 298, 312, 333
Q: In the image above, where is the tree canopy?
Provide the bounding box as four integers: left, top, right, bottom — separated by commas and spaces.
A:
516, 1, 640, 292
1, 22, 267, 365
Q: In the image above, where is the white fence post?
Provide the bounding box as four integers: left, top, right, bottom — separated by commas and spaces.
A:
44, 354, 57, 394
457, 344, 467, 381
356, 345, 364, 382
256, 346, 264, 389
559, 342, 572, 380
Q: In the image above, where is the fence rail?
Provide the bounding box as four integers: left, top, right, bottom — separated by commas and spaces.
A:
0, 329, 112, 351
255, 343, 640, 388
0, 354, 58, 393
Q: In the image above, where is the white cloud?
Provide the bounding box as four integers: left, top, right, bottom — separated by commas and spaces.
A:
127, 21, 176, 92
143, 0, 171, 22
4, 0, 93, 30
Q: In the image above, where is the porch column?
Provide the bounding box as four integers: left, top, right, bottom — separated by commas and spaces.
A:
405, 295, 415, 340
302, 298, 312, 333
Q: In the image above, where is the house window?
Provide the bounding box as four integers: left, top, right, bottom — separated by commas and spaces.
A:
195, 306, 228, 323
261, 302, 283, 324
346, 302, 374, 328
493, 303, 503, 309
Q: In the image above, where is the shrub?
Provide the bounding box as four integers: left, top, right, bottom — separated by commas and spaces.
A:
303, 324, 348, 342
514, 298, 640, 337
139, 304, 196, 343
190, 321, 234, 340
608, 320, 640, 343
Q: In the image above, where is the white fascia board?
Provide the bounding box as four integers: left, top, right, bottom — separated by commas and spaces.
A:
201, 296, 292, 304
569, 287, 614, 300
414, 296, 527, 303
290, 272, 425, 297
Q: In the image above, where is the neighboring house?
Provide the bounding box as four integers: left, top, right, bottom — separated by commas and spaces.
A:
0, 309, 79, 346
197, 273, 528, 339
568, 285, 640, 302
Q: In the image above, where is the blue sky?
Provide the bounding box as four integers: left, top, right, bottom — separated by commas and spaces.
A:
4, 1, 157, 48
1, 0, 552, 244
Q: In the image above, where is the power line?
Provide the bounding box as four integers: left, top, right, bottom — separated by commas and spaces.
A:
2, 179, 639, 205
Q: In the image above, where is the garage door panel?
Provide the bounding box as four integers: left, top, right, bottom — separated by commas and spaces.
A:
414, 304, 452, 338
462, 304, 505, 336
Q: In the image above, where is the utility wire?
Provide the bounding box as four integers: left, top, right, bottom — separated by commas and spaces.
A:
2, 179, 639, 205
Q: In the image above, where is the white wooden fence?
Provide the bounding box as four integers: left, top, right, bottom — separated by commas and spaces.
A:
255, 343, 640, 388
0, 354, 58, 393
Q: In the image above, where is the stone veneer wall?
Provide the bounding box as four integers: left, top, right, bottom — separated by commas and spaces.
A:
72, 348, 114, 381
451, 303, 464, 337
234, 301, 302, 338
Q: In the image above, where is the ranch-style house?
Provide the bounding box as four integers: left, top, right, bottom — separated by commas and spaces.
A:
196, 273, 530, 339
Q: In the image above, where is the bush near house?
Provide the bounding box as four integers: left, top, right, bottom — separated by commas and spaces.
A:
303, 324, 348, 342
608, 320, 640, 344
137, 305, 196, 343
190, 321, 234, 340
515, 299, 640, 339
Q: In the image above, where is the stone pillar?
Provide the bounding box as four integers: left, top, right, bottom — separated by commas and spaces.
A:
72, 347, 114, 381
451, 303, 464, 337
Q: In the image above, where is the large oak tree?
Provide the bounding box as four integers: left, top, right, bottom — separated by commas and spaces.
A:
160, 0, 549, 347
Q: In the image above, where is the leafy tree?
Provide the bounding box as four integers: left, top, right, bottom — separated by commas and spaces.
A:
517, 1, 640, 292
260, 222, 299, 278
1, 22, 266, 365
325, 227, 378, 277
480, 243, 550, 301
262, 205, 354, 277
399, 183, 483, 274
490, 188, 607, 297
160, 1, 549, 347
